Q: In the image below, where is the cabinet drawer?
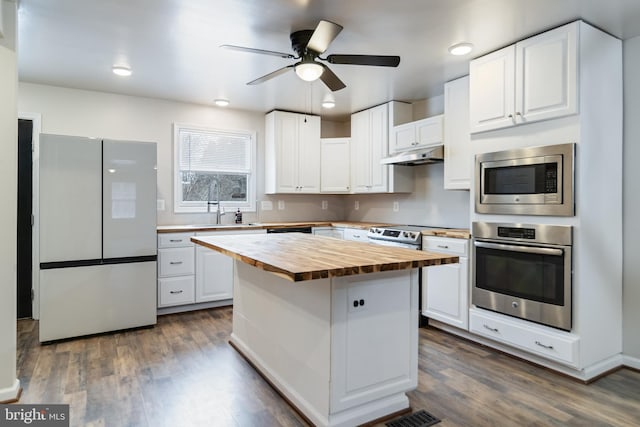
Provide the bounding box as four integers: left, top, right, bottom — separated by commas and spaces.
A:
158, 233, 194, 248
423, 236, 468, 256
158, 276, 195, 307
158, 247, 195, 277
343, 228, 367, 241
470, 309, 579, 366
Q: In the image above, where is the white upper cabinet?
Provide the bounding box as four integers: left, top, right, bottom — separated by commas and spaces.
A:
350, 101, 413, 193
470, 22, 578, 133
321, 137, 351, 193
265, 110, 321, 194
391, 115, 444, 153
443, 76, 471, 190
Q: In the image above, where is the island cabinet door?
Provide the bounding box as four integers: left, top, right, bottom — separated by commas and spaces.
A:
329, 269, 418, 413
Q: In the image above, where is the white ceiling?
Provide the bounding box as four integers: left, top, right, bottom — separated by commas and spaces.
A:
16, 0, 640, 121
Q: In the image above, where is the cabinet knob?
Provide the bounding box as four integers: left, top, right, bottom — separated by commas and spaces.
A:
516, 111, 522, 116
508, 114, 514, 119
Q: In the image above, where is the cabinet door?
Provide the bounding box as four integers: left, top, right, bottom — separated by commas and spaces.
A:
297, 115, 321, 193
392, 122, 416, 152
416, 115, 444, 147
368, 104, 389, 192
422, 257, 468, 330
469, 45, 516, 133
330, 270, 417, 412
195, 245, 234, 302
444, 76, 472, 190
321, 138, 351, 192
350, 109, 372, 192
516, 22, 578, 124
274, 112, 299, 193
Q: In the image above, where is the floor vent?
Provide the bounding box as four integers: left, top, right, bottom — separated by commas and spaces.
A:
386, 409, 441, 427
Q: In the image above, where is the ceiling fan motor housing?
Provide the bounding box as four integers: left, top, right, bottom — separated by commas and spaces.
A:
290, 30, 317, 56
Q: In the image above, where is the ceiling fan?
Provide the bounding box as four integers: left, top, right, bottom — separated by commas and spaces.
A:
221, 20, 400, 92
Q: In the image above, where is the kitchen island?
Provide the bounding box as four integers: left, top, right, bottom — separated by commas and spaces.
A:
191, 233, 458, 427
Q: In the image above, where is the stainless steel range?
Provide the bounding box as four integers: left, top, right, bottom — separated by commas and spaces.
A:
367, 225, 434, 250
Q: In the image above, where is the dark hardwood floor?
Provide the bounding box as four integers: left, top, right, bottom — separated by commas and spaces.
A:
15, 307, 640, 426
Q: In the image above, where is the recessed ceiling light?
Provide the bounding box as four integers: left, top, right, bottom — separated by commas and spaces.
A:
448, 42, 474, 56
214, 99, 230, 107
112, 65, 132, 76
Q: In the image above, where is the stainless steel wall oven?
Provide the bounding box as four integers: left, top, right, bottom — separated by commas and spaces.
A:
472, 222, 573, 331
475, 143, 575, 216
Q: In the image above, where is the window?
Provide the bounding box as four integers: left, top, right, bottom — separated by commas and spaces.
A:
174, 123, 256, 213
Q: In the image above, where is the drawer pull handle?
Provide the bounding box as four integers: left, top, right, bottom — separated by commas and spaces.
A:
483, 324, 499, 333
535, 340, 554, 350
169, 261, 183, 265
170, 290, 183, 294
169, 239, 183, 242
437, 245, 449, 249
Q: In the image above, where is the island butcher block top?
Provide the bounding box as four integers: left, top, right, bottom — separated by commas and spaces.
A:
191, 233, 459, 282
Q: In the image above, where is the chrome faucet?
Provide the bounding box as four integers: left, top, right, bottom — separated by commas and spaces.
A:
207, 177, 226, 224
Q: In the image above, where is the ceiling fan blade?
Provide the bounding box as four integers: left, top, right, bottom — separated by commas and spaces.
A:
247, 65, 295, 85
319, 64, 346, 92
326, 54, 401, 67
306, 20, 343, 54
221, 44, 295, 59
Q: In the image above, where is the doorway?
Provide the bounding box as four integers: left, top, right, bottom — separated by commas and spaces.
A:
17, 119, 33, 319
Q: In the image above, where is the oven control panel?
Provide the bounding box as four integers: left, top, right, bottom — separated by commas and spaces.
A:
497, 227, 536, 240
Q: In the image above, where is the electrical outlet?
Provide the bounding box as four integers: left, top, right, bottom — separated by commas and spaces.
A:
156, 199, 165, 211
322, 200, 328, 210
354, 200, 360, 210
393, 201, 400, 212
261, 200, 273, 211
278, 200, 285, 210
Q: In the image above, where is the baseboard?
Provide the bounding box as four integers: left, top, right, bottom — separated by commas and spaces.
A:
157, 299, 232, 315
0, 379, 21, 403
622, 354, 640, 370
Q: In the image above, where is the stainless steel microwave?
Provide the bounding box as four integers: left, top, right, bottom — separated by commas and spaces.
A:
475, 143, 575, 216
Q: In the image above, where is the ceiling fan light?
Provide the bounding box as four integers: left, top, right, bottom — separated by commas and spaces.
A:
295, 62, 324, 82
448, 42, 473, 56
112, 65, 132, 76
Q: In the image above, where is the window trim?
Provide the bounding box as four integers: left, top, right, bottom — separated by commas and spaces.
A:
173, 122, 257, 213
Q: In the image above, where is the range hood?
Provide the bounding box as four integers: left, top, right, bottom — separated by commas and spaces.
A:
380, 145, 444, 166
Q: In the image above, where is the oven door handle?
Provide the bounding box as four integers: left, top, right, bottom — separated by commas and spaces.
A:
474, 241, 564, 256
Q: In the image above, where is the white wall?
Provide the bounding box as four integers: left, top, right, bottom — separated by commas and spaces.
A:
623, 35, 640, 361
18, 83, 346, 226
345, 164, 470, 228
0, 0, 19, 402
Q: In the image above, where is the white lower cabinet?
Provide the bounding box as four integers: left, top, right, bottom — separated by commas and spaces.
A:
313, 227, 344, 239
195, 245, 234, 302
422, 236, 469, 330
342, 228, 368, 242
194, 229, 266, 304
158, 229, 266, 310
158, 276, 196, 307
470, 308, 579, 367
330, 269, 418, 413
157, 232, 195, 307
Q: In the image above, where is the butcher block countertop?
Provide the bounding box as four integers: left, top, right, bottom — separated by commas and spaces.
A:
191, 233, 459, 282
157, 221, 391, 233
421, 228, 471, 239
158, 221, 470, 238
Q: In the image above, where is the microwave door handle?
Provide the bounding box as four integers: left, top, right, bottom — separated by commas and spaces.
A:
474, 241, 564, 257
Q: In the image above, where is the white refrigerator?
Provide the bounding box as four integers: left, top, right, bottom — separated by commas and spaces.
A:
39, 134, 157, 342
